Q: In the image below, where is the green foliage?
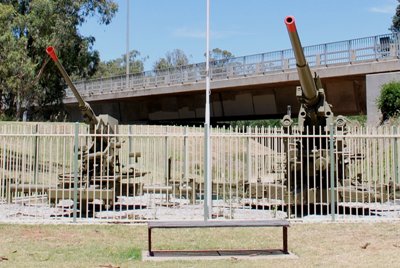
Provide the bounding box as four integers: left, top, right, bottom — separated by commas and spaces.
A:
391, 0, 400, 32
377, 81, 400, 122
0, 0, 118, 121
229, 119, 283, 128
92, 50, 147, 79
153, 49, 189, 70
153, 58, 171, 71
228, 116, 367, 129
0, 113, 13, 121
347, 115, 367, 126
209, 48, 234, 61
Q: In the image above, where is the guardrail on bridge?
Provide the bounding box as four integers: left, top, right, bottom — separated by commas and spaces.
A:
67, 33, 400, 99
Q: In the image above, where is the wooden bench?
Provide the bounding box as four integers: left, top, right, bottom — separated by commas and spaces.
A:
147, 219, 290, 256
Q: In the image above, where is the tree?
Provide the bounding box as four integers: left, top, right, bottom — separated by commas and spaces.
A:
377, 81, 400, 124
152, 58, 171, 71
153, 49, 189, 70
0, 0, 118, 121
391, 0, 400, 32
92, 50, 147, 78
209, 48, 234, 62
206, 48, 235, 70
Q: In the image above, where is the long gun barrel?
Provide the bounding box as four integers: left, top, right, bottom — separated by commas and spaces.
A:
46, 46, 98, 126
285, 16, 319, 106
283, 16, 334, 132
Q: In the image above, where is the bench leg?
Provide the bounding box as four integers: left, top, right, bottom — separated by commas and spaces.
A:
283, 226, 288, 254
148, 227, 153, 256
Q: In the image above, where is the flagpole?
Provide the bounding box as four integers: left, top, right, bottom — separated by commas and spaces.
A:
126, 0, 130, 90
204, 0, 212, 221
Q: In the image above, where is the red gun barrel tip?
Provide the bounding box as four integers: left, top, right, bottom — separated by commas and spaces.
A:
285, 16, 296, 32
46, 46, 58, 62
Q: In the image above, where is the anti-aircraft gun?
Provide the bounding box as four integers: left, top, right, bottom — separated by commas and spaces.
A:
280, 16, 348, 203
275, 16, 397, 211
46, 46, 119, 179
46, 47, 144, 209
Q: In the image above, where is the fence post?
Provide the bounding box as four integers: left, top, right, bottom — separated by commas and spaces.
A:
128, 125, 132, 165
73, 122, 79, 223
247, 127, 251, 187
183, 127, 188, 181
164, 126, 169, 184
329, 123, 335, 222
394, 127, 399, 184
33, 124, 38, 184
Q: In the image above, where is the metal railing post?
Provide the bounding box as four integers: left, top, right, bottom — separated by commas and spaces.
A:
247, 129, 251, 188
183, 127, 188, 181
394, 126, 399, 184
129, 125, 132, 165
33, 124, 38, 184
73, 122, 79, 223
164, 127, 169, 184
329, 123, 335, 222
348, 40, 352, 63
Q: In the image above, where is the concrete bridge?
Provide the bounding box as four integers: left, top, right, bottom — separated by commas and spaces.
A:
64, 33, 400, 125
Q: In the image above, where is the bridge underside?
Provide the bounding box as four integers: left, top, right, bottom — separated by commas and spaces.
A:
65, 75, 366, 124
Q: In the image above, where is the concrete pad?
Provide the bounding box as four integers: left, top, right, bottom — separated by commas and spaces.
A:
142, 250, 298, 261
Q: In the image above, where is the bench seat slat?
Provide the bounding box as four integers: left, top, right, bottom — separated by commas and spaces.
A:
148, 219, 289, 228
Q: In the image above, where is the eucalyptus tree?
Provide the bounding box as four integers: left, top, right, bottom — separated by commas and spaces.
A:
93, 50, 147, 79
153, 49, 190, 71
209, 48, 234, 62
391, 0, 400, 32
0, 0, 117, 121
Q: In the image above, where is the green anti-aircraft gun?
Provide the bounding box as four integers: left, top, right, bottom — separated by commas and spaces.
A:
280, 16, 349, 206
46, 47, 144, 210
278, 17, 395, 212
46, 46, 119, 180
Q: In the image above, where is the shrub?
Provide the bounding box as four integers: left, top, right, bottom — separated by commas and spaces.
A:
377, 81, 400, 122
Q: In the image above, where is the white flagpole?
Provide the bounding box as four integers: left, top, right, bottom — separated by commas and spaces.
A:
204, 0, 212, 221
126, 0, 130, 90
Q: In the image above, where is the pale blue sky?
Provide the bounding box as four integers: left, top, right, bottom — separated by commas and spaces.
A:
79, 0, 398, 70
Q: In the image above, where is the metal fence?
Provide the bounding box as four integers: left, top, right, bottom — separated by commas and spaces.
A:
68, 33, 400, 98
1, 122, 399, 223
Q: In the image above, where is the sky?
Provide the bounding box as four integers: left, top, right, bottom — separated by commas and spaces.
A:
79, 0, 398, 71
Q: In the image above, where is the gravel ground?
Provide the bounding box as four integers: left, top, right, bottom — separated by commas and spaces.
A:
1, 196, 399, 224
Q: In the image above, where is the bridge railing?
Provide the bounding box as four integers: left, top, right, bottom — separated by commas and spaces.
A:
68, 33, 399, 99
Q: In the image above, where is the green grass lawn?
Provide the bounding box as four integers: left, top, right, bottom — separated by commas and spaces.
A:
0, 221, 399, 267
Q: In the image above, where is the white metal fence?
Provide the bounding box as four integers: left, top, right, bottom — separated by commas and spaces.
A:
0, 122, 399, 223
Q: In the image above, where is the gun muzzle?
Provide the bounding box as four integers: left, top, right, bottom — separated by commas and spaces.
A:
285, 16, 297, 33
46, 46, 58, 62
